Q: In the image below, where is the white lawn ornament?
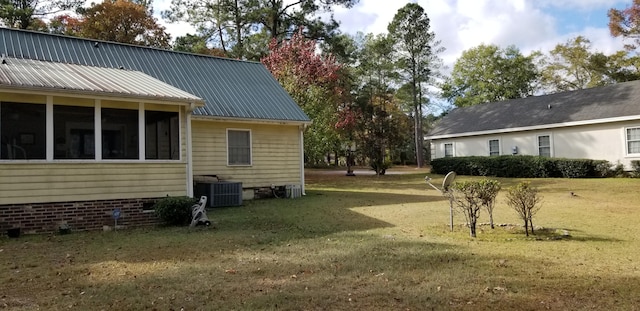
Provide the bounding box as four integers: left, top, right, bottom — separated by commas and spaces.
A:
190, 196, 212, 227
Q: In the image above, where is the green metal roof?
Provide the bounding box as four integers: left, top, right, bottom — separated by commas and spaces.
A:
0, 27, 310, 123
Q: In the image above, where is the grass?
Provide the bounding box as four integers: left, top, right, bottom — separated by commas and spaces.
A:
1, 167, 640, 310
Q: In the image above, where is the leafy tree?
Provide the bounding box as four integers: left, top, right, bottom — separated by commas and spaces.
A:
0, 0, 82, 29
262, 30, 343, 165
505, 182, 542, 237
77, 0, 171, 48
609, 0, 640, 50
388, 2, 443, 168
173, 34, 227, 57
442, 44, 538, 107
47, 14, 81, 35
352, 33, 399, 174
163, 0, 358, 60
539, 36, 613, 92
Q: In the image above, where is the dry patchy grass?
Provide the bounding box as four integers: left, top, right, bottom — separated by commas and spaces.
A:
1, 167, 639, 310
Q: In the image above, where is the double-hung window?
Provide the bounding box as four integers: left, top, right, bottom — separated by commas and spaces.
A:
444, 143, 454, 158
489, 139, 500, 156
227, 129, 251, 165
627, 127, 640, 155
538, 135, 551, 157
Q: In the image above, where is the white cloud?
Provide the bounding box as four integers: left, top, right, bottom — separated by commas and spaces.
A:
332, 0, 626, 73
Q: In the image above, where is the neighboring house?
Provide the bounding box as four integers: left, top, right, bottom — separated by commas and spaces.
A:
0, 28, 310, 233
426, 80, 640, 169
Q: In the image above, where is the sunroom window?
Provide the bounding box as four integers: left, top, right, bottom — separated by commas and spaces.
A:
102, 108, 139, 159
145, 111, 179, 160
0, 102, 46, 160
54, 105, 95, 159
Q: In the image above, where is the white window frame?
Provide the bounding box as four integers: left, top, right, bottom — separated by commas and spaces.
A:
625, 126, 640, 156
443, 142, 454, 158
488, 138, 501, 156
537, 134, 553, 157
226, 128, 252, 166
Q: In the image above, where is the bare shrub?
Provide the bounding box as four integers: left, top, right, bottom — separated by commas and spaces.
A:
451, 181, 482, 237
477, 179, 501, 229
505, 182, 542, 236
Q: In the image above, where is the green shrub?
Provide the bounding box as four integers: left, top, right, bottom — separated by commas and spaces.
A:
154, 196, 197, 226
632, 160, 640, 178
431, 156, 611, 178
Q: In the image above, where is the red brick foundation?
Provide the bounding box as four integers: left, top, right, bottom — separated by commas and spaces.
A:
0, 198, 162, 234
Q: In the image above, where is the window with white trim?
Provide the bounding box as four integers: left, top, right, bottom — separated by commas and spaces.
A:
444, 143, 454, 158
227, 129, 251, 165
489, 139, 500, 156
538, 135, 551, 157
627, 127, 640, 154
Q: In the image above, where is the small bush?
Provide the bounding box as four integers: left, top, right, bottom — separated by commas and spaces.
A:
154, 196, 197, 226
505, 182, 542, 237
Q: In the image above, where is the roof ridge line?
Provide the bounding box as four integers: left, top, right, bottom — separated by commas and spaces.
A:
0, 27, 264, 65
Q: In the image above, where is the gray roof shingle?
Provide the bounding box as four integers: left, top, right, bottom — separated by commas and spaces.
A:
427, 80, 640, 138
0, 57, 204, 104
0, 27, 310, 123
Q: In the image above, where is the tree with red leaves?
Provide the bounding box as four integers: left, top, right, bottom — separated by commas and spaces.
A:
262, 29, 344, 164
609, 0, 640, 50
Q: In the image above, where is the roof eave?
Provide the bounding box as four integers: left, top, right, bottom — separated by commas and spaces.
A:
425, 114, 640, 140
192, 115, 312, 126
0, 84, 205, 106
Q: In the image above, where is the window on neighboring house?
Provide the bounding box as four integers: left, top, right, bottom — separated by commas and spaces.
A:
0, 102, 46, 160
627, 127, 640, 154
102, 108, 139, 159
538, 135, 551, 157
228, 129, 251, 165
444, 143, 454, 158
54, 105, 95, 159
145, 111, 179, 160
489, 139, 500, 156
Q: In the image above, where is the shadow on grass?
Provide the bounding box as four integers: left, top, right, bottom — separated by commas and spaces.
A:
55, 236, 640, 311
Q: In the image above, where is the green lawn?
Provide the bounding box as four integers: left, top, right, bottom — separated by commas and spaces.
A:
1, 168, 639, 310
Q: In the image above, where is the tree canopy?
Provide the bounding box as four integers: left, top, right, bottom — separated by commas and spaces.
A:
442, 44, 538, 107
0, 0, 82, 29
388, 2, 442, 167
609, 0, 640, 50
163, 0, 358, 60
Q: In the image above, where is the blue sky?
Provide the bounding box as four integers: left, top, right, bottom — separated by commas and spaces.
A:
328, 0, 631, 67
155, 0, 632, 69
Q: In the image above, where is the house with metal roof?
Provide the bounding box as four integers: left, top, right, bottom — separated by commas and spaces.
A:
426, 80, 640, 169
0, 27, 310, 234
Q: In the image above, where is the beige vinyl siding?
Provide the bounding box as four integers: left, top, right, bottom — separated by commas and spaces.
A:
0, 163, 187, 205
192, 120, 302, 188
431, 120, 640, 169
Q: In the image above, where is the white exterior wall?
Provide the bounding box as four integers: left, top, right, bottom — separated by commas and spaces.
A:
430, 120, 640, 169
